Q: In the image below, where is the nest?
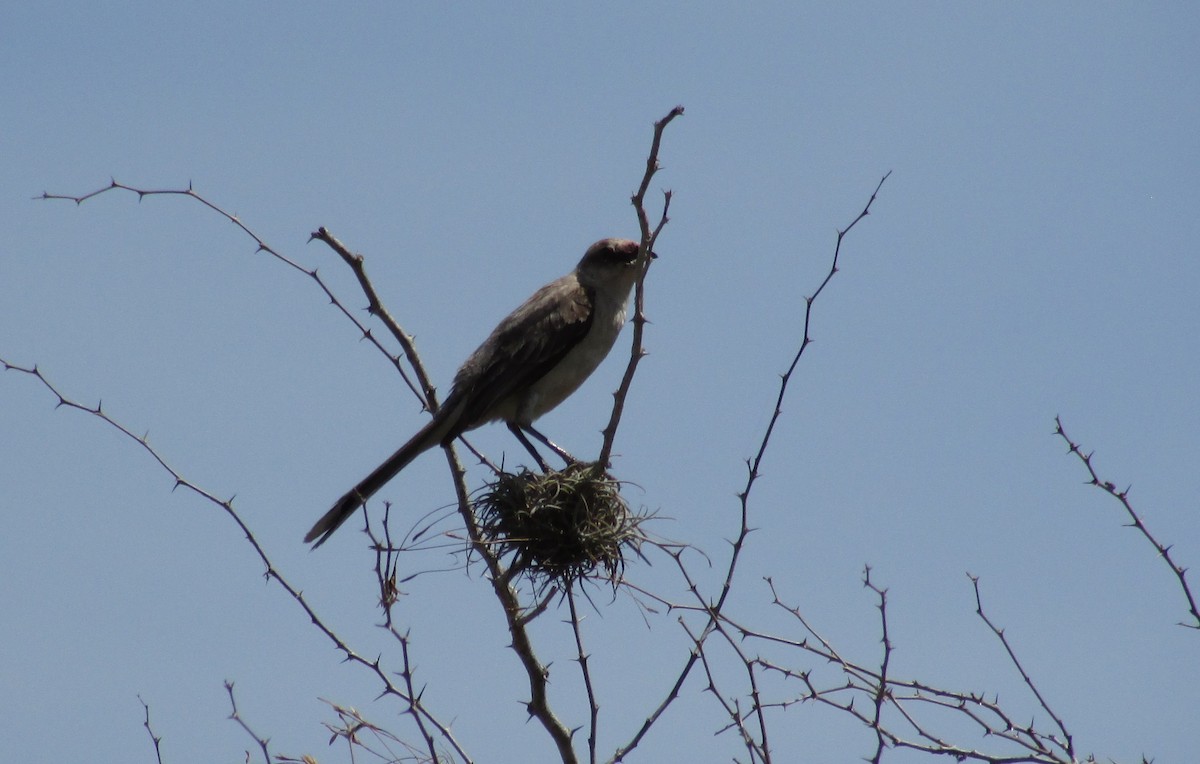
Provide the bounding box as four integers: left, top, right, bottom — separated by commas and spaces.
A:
475, 461, 643, 587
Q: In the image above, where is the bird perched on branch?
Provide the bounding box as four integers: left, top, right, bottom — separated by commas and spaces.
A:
305, 237, 653, 547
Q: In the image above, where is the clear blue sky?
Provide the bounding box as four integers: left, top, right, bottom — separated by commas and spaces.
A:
2, 4, 1197, 762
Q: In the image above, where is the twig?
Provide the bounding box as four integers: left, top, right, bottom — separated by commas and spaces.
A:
735, 171, 890, 613
38, 176, 582, 762
1054, 416, 1200, 629
306, 700, 437, 763
38, 181, 428, 412
225, 681, 272, 764
612, 171, 889, 763
863, 566, 893, 764
568, 588, 601, 764
743, 576, 1079, 763
598, 104, 683, 468
968, 575, 1075, 761
311, 226, 438, 409
681, 618, 768, 764
0, 358, 473, 763
138, 695, 165, 764
395, 629, 442, 763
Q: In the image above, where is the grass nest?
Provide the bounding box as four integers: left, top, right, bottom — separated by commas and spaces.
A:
475, 461, 644, 587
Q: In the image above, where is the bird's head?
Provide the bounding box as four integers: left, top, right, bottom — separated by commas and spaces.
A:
576, 238, 656, 290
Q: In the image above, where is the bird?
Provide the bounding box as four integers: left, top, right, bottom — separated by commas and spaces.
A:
305, 237, 654, 547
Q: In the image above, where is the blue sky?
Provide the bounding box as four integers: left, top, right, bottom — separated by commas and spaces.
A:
2, 4, 1197, 762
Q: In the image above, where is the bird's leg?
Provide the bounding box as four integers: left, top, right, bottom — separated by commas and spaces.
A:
521, 424, 577, 466
508, 423, 552, 472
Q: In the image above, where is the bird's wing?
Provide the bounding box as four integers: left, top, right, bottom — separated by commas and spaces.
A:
451, 275, 594, 428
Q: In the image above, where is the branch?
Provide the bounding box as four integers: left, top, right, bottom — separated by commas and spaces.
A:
863, 566, 893, 764
612, 171, 889, 762
308, 219, 578, 761
1054, 416, 1200, 629
733, 170, 890, 615
304, 699, 444, 763
38, 181, 429, 408
599, 104, 683, 468
568, 589, 601, 764
741, 575, 1081, 763
38, 177, 586, 761
439, 428, 578, 762
225, 681, 272, 764
0, 358, 473, 762
138, 695, 165, 764
311, 226, 438, 409
969, 575, 1074, 760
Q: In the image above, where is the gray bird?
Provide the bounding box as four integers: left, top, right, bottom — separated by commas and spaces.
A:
305, 238, 652, 547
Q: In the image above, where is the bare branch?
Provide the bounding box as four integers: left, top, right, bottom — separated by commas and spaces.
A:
311, 226, 438, 409
38, 181, 428, 405
612, 172, 889, 763
37, 176, 591, 761
568, 589, 601, 764
741, 575, 1081, 763
599, 104, 683, 467
304, 699, 446, 763
395, 628, 444, 763
969, 575, 1074, 760
863, 566, 893, 764
225, 681, 272, 764
138, 695, 165, 764
1054, 416, 1200, 630
0, 358, 474, 762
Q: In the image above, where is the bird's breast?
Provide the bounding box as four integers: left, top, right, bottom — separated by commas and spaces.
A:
517, 294, 629, 423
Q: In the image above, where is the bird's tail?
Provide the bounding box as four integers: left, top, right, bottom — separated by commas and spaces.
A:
305, 403, 462, 547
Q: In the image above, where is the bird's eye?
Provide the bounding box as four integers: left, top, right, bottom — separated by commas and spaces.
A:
613, 242, 640, 263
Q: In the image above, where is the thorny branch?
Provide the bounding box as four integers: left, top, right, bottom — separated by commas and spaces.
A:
38, 182, 428, 405
17, 128, 1168, 764
568, 588, 601, 764
1054, 416, 1200, 630
863, 566, 893, 764
296, 700, 442, 764
599, 104, 683, 468
37, 176, 583, 761
31, 108, 690, 764
226, 681, 272, 764
613, 172, 890, 763
138, 696, 165, 764
729, 572, 1080, 763
0, 357, 473, 762
311, 226, 438, 410
969, 575, 1074, 758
